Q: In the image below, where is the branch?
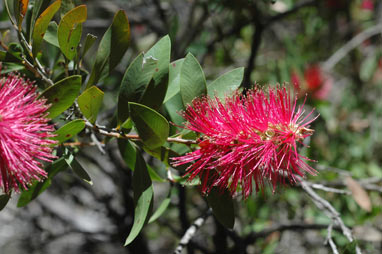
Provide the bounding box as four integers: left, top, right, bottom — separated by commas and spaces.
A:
85, 121, 197, 145
299, 177, 362, 254
173, 209, 212, 254
266, 0, 316, 25
322, 23, 382, 72
304, 182, 351, 195
325, 224, 340, 254
244, 222, 340, 244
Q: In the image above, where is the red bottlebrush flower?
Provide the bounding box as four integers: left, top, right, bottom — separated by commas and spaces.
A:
172, 87, 317, 198
0, 74, 56, 193
361, 0, 374, 10
304, 65, 323, 90
290, 71, 301, 92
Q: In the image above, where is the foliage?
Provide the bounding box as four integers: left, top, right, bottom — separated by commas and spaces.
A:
0, 0, 381, 253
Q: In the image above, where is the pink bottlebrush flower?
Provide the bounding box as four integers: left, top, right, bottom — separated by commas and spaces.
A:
0, 73, 56, 193
172, 87, 317, 198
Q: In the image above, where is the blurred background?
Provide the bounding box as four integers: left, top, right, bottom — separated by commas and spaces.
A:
0, 0, 382, 253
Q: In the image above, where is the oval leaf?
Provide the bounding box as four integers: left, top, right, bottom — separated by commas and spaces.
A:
53, 119, 85, 143
78, 86, 104, 124
163, 59, 184, 104
117, 54, 157, 124
149, 189, 171, 223
82, 33, 97, 57
180, 53, 207, 106
58, 5, 87, 60
145, 35, 171, 82
125, 152, 154, 246
86, 10, 130, 88
32, 0, 61, 56
40, 75, 82, 119
118, 139, 137, 170
207, 187, 235, 229
0, 194, 10, 211
208, 67, 244, 99
129, 102, 169, 149
43, 21, 59, 48
66, 156, 92, 185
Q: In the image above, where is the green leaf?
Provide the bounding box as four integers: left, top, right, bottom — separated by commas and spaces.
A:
32, 0, 61, 56
118, 139, 137, 169
86, 10, 130, 88
17, 157, 68, 207
149, 189, 172, 223
163, 59, 184, 103
165, 93, 185, 126
39, 75, 82, 119
207, 187, 235, 229
140, 75, 169, 110
29, 0, 51, 41
53, 119, 85, 143
147, 165, 165, 182
207, 67, 244, 99
5, 42, 24, 62
43, 21, 59, 48
139, 35, 171, 109
145, 35, 171, 82
341, 241, 357, 254
109, 11, 131, 71
143, 146, 179, 168
0, 63, 24, 73
0, 194, 10, 211
82, 33, 97, 57
117, 54, 157, 124
125, 152, 154, 246
57, 5, 87, 60
66, 156, 92, 185
78, 86, 104, 124
129, 102, 169, 149
180, 53, 207, 106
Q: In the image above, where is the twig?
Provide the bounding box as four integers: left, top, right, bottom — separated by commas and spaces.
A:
85, 121, 197, 145
63, 141, 99, 147
173, 209, 212, 254
299, 177, 362, 254
243, 19, 263, 89
305, 182, 351, 195
266, 0, 316, 25
244, 222, 341, 244
90, 133, 106, 155
325, 224, 340, 254
322, 24, 382, 71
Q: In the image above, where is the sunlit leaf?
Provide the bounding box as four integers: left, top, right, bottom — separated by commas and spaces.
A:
53, 119, 86, 143
32, 0, 61, 56
180, 53, 207, 106
57, 5, 87, 60
39, 75, 82, 119
208, 67, 244, 99
78, 86, 104, 124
